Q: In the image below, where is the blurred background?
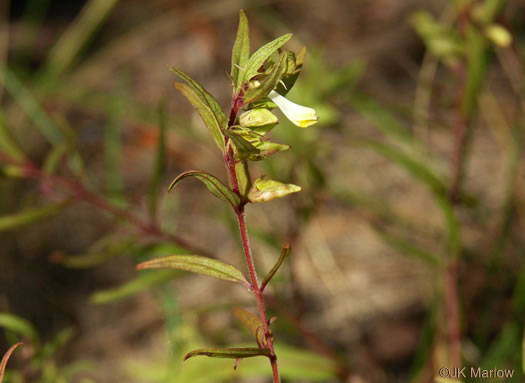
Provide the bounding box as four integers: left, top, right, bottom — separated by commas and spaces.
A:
0, 0, 524, 382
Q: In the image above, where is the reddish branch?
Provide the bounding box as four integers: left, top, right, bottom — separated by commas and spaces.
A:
0, 153, 211, 257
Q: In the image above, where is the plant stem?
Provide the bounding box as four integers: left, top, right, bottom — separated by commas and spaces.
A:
225, 95, 280, 382
237, 207, 280, 383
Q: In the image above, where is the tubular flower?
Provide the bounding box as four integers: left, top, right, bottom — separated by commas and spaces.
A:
268, 91, 319, 128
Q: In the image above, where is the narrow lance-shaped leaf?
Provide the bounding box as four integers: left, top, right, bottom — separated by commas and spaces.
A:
0, 313, 39, 345
0, 201, 70, 232
91, 270, 179, 304
224, 130, 260, 161
148, 100, 167, 218
184, 347, 271, 361
0, 342, 23, 383
235, 161, 251, 197
137, 255, 249, 286
261, 244, 291, 291
0, 67, 64, 146
232, 307, 268, 347
170, 68, 227, 145
248, 178, 301, 203
231, 10, 250, 91
241, 34, 292, 85
174, 83, 225, 150
0, 111, 25, 162
169, 170, 240, 209
243, 52, 287, 104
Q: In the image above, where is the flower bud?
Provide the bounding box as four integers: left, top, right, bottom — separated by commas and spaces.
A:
238, 108, 278, 134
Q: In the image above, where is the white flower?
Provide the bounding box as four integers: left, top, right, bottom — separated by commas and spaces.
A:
268, 91, 318, 128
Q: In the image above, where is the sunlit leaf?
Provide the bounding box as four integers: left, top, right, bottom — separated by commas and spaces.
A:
232, 307, 267, 347
238, 108, 278, 134
261, 244, 291, 291
91, 270, 179, 304
248, 178, 301, 203
170, 68, 226, 149
0, 201, 70, 232
225, 130, 260, 161
243, 52, 287, 104
242, 34, 292, 85
235, 161, 251, 197
169, 170, 240, 209
0, 342, 22, 383
184, 347, 270, 361
137, 255, 249, 286
173, 83, 225, 151
231, 10, 250, 91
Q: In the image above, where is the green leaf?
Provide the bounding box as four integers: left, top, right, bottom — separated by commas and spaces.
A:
261, 244, 291, 291
184, 347, 271, 361
43, 0, 119, 78
463, 24, 488, 118
148, 100, 167, 218
224, 130, 260, 161
235, 161, 251, 197
362, 140, 447, 195
173, 83, 225, 151
0, 342, 22, 383
170, 68, 227, 149
104, 86, 124, 198
57, 238, 136, 268
276, 47, 306, 96
91, 270, 179, 304
231, 10, 250, 91
0, 111, 25, 162
243, 52, 288, 104
0, 66, 64, 146
136, 255, 249, 286
42, 144, 68, 175
522, 329, 525, 374
0, 201, 70, 231
238, 108, 278, 134
0, 313, 39, 345
248, 178, 301, 203
169, 170, 240, 209
232, 307, 266, 347
251, 140, 290, 160
241, 34, 292, 85
379, 233, 440, 266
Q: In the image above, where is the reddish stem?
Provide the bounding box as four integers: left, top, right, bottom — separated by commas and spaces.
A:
1, 155, 211, 257
237, 208, 280, 382
225, 94, 281, 382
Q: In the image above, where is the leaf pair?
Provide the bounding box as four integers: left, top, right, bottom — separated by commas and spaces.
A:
231, 10, 292, 96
